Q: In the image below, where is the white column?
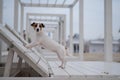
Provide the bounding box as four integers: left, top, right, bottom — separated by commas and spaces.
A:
58, 22, 60, 43
0, 0, 3, 24
20, 5, 24, 34
0, 0, 3, 62
104, 0, 113, 62
79, 0, 84, 60
60, 22, 63, 45
52, 31, 56, 41
70, 8, 73, 55
54, 28, 58, 42
61, 20, 64, 45
26, 14, 29, 42
56, 26, 59, 42
63, 17, 66, 46
59, 21, 62, 44
59, 18, 63, 45
14, 0, 19, 32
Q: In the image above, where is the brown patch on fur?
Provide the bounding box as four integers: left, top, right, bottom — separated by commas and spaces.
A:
40, 23, 45, 28
31, 22, 45, 30
31, 22, 37, 30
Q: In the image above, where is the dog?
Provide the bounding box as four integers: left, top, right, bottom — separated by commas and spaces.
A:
25, 22, 66, 69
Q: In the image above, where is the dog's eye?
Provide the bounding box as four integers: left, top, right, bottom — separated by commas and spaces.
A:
39, 25, 42, 28
35, 24, 37, 27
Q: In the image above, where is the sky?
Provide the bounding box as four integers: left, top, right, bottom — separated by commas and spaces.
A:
3, 0, 120, 41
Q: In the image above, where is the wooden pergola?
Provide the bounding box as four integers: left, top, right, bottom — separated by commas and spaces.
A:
0, 0, 113, 61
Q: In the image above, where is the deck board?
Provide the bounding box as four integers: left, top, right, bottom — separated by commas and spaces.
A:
48, 62, 69, 77
48, 61, 120, 77
55, 61, 84, 77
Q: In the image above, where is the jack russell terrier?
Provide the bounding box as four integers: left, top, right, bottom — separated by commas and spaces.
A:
25, 22, 66, 69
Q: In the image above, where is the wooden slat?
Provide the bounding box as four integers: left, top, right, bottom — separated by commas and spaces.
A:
55, 61, 84, 77
0, 26, 50, 77
48, 61, 69, 77
68, 62, 101, 75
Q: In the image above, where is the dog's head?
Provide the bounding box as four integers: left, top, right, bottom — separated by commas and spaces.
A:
31, 22, 45, 32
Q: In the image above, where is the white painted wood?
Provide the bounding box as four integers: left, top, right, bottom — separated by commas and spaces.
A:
70, 8, 73, 55
104, 0, 113, 62
56, 26, 59, 42
21, 3, 71, 8
20, 6, 24, 33
54, 0, 57, 7
0, 0, 3, 63
48, 61, 69, 77
79, 0, 84, 60
71, 0, 79, 7
4, 49, 14, 77
61, 17, 66, 46
52, 31, 55, 41
48, 61, 120, 77
62, 0, 66, 6
0, 77, 120, 80
5, 25, 28, 45
0, 0, 2, 24
58, 22, 61, 43
63, 16, 66, 46
29, 18, 59, 22
13, 47, 49, 77
26, 14, 29, 42
0, 39, 2, 62
14, 0, 19, 32
55, 61, 84, 77
0, 26, 52, 77
60, 19, 63, 44
27, 13, 65, 17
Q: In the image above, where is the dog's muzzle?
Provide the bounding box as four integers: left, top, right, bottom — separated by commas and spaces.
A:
36, 28, 39, 32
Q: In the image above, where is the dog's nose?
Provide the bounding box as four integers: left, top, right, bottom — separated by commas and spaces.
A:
36, 28, 39, 32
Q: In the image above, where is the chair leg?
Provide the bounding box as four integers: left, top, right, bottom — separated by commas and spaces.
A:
4, 49, 14, 77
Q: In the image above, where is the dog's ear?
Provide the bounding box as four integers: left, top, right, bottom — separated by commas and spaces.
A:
31, 22, 36, 26
41, 23, 45, 28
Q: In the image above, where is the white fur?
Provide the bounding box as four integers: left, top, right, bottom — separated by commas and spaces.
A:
26, 23, 66, 68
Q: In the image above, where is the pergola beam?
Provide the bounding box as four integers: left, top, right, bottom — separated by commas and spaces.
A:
29, 18, 59, 22
21, 3, 71, 8
71, 0, 79, 8
27, 13, 65, 17
29, 20, 59, 27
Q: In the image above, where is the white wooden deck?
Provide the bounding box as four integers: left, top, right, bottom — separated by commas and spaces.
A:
48, 61, 120, 77
0, 61, 120, 80
0, 24, 120, 80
